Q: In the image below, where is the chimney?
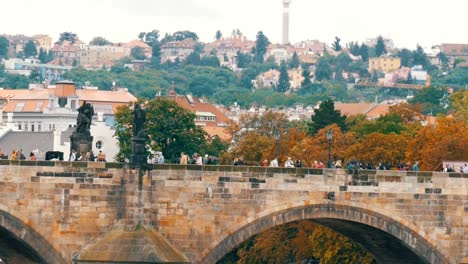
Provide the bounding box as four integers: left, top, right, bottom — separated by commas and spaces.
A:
55, 80, 76, 108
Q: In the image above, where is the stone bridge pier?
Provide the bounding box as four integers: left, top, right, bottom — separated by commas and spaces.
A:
0, 161, 466, 264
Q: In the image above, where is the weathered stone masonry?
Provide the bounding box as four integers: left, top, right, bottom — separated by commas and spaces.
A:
0, 160, 466, 264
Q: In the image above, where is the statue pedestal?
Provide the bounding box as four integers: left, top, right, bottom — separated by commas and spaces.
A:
70, 133, 93, 157
130, 136, 147, 169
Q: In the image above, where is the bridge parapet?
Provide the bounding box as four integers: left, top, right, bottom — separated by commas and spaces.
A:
0, 161, 466, 263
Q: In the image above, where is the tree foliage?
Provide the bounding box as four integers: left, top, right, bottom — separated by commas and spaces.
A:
89, 36, 113, 46
0, 36, 9, 58
130, 46, 146, 60
114, 98, 209, 162
173, 30, 198, 41
277, 61, 290, 92
450, 90, 468, 124
375, 35, 387, 57
254, 31, 270, 63
332, 36, 342, 51
219, 220, 374, 264
289, 51, 300, 69
405, 116, 468, 170
23, 40, 37, 58
57, 32, 78, 44
38, 48, 53, 64
410, 86, 449, 115
309, 98, 347, 134
215, 30, 222, 40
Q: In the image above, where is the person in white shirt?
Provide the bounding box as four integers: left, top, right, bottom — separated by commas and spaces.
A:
270, 158, 279, 167
69, 150, 77, 161
195, 154, 203, 165
284, 157, 294, 168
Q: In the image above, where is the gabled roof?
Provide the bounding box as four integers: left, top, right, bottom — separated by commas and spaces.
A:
334, 102, 390, 119
0, 88, 136, 114
173, 95, 231, 127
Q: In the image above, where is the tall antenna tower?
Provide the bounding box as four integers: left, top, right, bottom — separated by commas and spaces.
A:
282, 0, 291, 45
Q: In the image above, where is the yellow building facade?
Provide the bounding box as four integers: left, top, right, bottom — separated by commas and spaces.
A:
368, 57, 401, 73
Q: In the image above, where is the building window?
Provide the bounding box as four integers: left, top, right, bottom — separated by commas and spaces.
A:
18, 123, 22, 130
38, 124, 41, 132
95, 141, 103, 150
31, 124, 35, 132
24, 123, 28, 131
14, 102, 25, 112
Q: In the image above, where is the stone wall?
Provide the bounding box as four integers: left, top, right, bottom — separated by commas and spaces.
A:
0, 160, 128, 262
0, 161, 466, 264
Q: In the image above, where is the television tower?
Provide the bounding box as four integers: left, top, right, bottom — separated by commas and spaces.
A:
282, 0, 291, 45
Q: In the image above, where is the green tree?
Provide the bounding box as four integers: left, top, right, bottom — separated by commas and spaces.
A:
173, 30, 199, 41
200, 55, 220, 67
215, 30, 222, 40
150, 41, 161, 69
0, 36, 9, 58
348, 41, 360, 56
398, 48, 412, 67
185, 43, 203, 65
23, 40, 37, 58
140, 30, 160, 47
254, 31, 270, 63
130, 46, 146, 60
57, 32, 78, 44
89, 36, 112, 46
350, 113, 406, 137
289, 51, 300, 68
301, 67, 311, 86
237, 51, 252, 68
38, 48, 47, 63
315, 55, 333, 81
137, 30, 162, 68
437, 52, 449, 70
277, 61, 290, 93
412, 45, 431, 70
375, 35, 387, 57
309, 98, 347, 134
410, 86, 448, 115
332, 36, 342, 51
359, 43, 369, 62
189, 75, 216, 96
450, 90, 468, 124
3, 74, 30, 89
114, 98, 208, 162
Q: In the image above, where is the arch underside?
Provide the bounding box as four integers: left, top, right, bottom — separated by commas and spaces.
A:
0, 226, 46, 263
0, 209, 66, 264
313, 218, 428, 264
201, 203, 451, 264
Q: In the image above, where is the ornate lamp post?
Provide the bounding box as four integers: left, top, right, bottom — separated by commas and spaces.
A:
327, 129, 333, 168
274, 130, 280, 161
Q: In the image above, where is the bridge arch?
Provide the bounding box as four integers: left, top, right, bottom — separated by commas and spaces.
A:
199, 201, 453, 264
0, 204, 66, 264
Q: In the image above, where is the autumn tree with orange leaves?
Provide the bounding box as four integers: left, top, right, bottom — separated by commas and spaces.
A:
405, 116, 468, 170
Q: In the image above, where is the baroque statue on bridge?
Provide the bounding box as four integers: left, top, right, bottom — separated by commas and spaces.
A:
132, 102, 146, 138
75, 101, 94, 134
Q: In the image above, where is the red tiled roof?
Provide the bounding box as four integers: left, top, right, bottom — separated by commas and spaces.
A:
202, 126, 231, 141
335, 103, 375, 116
172, 95, 231, 127
0, 88, 136, 113
366, 105, 390, 119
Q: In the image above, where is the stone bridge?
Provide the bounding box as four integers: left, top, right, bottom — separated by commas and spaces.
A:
0, 160, 466, 264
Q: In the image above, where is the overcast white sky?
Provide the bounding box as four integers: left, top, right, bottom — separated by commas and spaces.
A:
1, 0, 467, 49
